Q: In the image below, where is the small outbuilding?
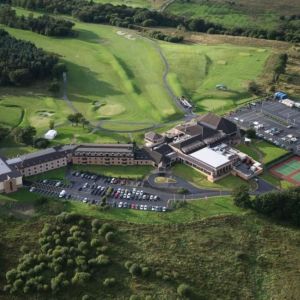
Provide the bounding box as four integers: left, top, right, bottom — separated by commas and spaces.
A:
44, 129, 57, 140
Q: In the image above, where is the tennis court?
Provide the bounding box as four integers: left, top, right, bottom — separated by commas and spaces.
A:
270, 156, 300, 186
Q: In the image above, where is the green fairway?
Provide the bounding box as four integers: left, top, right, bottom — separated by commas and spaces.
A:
1, 21, 179, 129
160, 42, 270, 112
0, 105, 23, 127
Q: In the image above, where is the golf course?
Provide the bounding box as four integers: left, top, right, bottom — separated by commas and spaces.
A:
0, 7, 271, 149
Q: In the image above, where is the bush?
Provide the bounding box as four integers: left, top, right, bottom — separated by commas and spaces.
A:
129, 263, 142, 277
71, 272, 91, 285
98, 223, 113, 236
177, 283, 192, 297
103, 277, 116, 287
124, 260, 133, 270
142, 267, 150, 277
129, 295, 140, 300
105, 231, 115, 242
82, 295, 91, 300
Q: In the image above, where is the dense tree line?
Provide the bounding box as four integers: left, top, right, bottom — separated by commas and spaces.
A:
0, 29, 66, 86
233, 185, 300, 226
1, 0, 299, 42
148, 30, 183, 43
0, 5, 75, 36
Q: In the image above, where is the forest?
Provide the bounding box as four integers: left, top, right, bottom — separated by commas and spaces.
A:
1, 0, 299, 42
0, 29, 59, 86
0, 5, 75, 36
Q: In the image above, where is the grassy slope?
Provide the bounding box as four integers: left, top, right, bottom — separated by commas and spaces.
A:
1, 193, 300, 299
161, 42, 270, 112
2, 22, 179, 126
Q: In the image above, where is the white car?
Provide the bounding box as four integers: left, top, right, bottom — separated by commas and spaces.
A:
118, 202, 123, 208
143, 205, 148, 211
140, 205, 144, 210
83, 198, 88, 203
162, 207, 167, 212
29, 187, 36, 192
59, 190, 66, 198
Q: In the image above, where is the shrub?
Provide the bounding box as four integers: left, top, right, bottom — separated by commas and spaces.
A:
129, 295, 140, 300
155, 270, 162, 278
71, 272, 91, 285
177, 283, 192, 297
91, 219, 101, 229
90, 238, 101, 248
129, 263, 142, 277
82, 295, 91, 300
124, 260, 133, 270
105, 231, 115, 242
98, 223, 113, 236
96, 254, 110, 266
142, 267, 150, 277
103, 277, 116, 287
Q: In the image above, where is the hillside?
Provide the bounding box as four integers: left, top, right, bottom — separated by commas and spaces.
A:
1, 194, 300, 299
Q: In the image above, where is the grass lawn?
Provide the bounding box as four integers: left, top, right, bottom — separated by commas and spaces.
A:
154, 176, 177, 184
66, 196, 244, 224
27, 167, 68, 182
160, 42, 270, 113
72, 165, 153, 179
255, 140, 289, 164
172, 164, 249, 190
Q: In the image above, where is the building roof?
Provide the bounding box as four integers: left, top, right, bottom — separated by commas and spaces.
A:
197, 113, 237, 135
189, 147, 230, 169
44, 129, 57, 140
6, 146, 73, 168
145, 132, 163, 142
0, 155, 21, 181
74, 144, 134, 154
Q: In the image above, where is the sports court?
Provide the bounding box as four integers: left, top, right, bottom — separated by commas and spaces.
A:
270, 156, 300, 186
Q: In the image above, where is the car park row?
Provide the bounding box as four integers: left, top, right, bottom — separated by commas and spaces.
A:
29, 171, 168, 212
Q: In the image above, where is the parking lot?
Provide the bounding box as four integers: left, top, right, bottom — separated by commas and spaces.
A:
28, 169, 171, 212
227, 100, 300, 154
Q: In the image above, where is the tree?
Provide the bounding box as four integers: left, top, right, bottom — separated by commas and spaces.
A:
246, 128, 256, 139
129, 263, 141, 277
105, 231, 115, 242
20, 126, 37, 145
0, 126, 9, 142
52, 63, 67, 79
248, 81, 261, 96
49, 80, 60, 93
34, 138, 50, 149
49, 120, 55, 130
177, 283, 192, 297
232, 185, 251, 208
71, 272, 91, 285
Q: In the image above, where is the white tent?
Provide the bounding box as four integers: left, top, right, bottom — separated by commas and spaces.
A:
44, 129, 57, 140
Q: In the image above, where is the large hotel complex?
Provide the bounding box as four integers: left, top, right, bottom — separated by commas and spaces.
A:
0, 113, 263, 193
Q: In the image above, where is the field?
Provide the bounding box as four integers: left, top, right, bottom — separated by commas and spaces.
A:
1, 190, 300, 299
270, 156, 300, 186
0, 7, 272, 150
161, 42, 270, 112
166, 0, 300, 31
